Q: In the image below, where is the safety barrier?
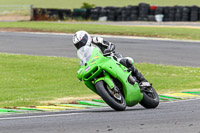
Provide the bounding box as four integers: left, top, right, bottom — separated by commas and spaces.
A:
32, 3, 200, 22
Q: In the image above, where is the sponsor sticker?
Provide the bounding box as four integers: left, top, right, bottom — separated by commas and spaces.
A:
85, 66, 90, 72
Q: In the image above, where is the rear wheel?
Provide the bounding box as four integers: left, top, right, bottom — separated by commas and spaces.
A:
95, 81, 126, 111
140, 86, 159, 109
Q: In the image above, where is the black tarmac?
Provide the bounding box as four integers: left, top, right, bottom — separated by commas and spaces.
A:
0, 32, 199, 67
0, 99, 199, 133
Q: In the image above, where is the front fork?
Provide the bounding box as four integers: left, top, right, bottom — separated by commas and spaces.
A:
94, 71, 116, 91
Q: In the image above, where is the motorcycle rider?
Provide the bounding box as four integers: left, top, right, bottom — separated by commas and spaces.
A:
72, 30, 150, 86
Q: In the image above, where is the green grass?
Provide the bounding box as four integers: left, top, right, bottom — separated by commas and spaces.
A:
0, 6, 30, 16
0, 53, 200, 107
1, 22, 200, 40
0, 53, 92, 107
0, 0, 200, 9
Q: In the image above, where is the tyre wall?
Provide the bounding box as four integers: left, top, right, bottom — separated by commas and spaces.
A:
32, 3, 200, 22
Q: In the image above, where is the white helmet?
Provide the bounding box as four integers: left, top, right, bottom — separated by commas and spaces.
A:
72, 30, 92, 49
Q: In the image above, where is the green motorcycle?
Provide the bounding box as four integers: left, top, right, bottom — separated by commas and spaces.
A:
77, 46, 159, 111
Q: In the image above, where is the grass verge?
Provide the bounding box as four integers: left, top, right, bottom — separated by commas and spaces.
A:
1, 22, 200, 40
0, 53, 200, 107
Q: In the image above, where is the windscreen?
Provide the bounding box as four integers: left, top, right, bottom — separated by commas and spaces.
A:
77, 46, 94, 66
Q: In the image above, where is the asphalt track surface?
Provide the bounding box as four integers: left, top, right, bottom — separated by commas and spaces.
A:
0, 32, 200, 67
0, 99, 200, 133
0, 32, 200, 133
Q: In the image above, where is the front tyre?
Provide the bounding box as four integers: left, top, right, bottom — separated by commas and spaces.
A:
95, 81, 126, 111
140, 87, 159, 109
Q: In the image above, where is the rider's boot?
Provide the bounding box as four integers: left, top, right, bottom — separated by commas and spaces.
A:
124, 59, 151, 87
132, 66, 151, 87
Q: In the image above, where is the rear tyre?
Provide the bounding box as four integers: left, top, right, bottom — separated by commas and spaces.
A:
140, 87, 159, 109
95, 81, 126, 111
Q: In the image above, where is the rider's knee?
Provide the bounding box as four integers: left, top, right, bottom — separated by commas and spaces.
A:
124, 57, 134, 64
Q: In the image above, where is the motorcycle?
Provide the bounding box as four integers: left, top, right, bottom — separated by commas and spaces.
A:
77, 46, 159, 111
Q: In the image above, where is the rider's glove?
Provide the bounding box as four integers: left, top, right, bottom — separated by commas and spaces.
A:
104, 43, 116, 56
93, 37, 104, 44
108, 43, 115, 52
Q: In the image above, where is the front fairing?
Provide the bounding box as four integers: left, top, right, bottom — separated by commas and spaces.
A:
77, 46, 103, 81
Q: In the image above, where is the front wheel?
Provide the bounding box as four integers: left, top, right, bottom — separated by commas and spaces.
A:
140, 87, 159, 109
95, 81, 126, 111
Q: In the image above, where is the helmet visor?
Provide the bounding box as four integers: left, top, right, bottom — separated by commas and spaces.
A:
75, 34, 88, 49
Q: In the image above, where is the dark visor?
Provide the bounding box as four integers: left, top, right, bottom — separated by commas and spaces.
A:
75, 34, 88, 49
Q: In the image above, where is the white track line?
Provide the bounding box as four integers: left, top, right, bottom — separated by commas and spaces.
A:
1, 31, 200, 43
1, 99, 199, 120
0, 113, 83, 120
161, 98, 200, 104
